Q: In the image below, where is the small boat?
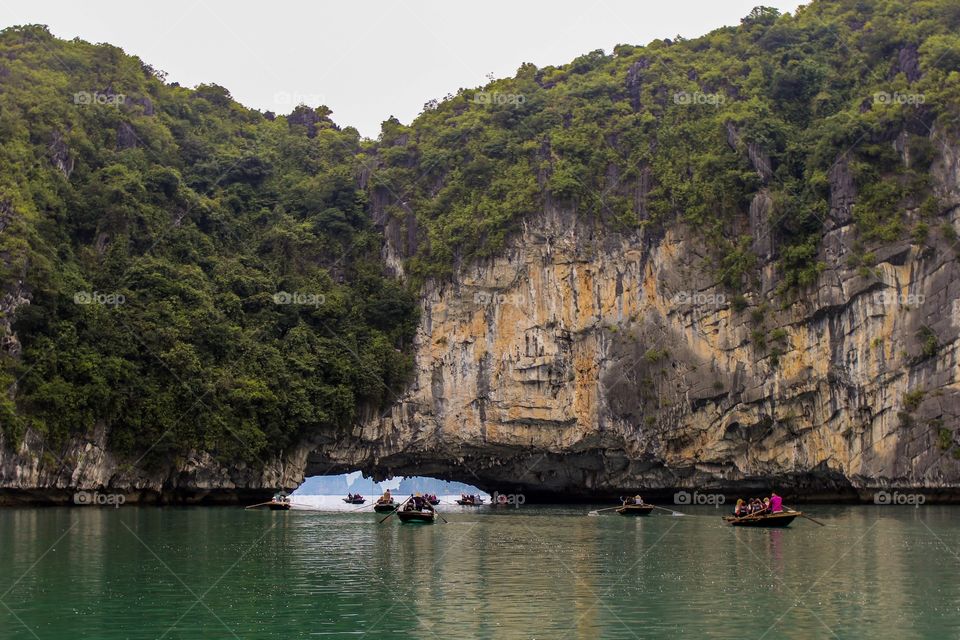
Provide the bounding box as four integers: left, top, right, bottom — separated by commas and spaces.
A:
397, 508, 437, 524
373, 501, 397, 513
343, 494, 365, 505
456, 495, 485, 506
723, 510, 800, 527
426, 494, 440, 506
616, 503, 654, 516
268, 493, 291, 511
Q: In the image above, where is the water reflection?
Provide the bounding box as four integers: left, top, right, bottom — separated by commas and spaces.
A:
1, 505, 960, 638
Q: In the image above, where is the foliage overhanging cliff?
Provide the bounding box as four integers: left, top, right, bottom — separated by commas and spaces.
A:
2, 0, 960, 499
0, 26, 418, 468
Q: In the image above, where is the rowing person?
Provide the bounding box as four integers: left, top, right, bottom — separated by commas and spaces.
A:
769, 491, 783, 512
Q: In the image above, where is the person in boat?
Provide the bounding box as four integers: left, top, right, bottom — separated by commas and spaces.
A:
379, 489, 392, 504
763, 497, 771, 512
734, 498, 746, 517
769, 491, 783, 513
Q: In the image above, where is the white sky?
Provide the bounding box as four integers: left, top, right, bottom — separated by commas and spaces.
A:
3, 1, 806, 138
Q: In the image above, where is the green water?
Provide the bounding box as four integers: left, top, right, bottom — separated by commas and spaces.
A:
1, 504, 958, 639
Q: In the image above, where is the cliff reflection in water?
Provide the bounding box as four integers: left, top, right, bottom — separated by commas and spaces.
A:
1, 505, 959, 638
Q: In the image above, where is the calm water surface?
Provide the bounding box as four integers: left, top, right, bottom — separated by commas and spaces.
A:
1, 500, 958, 639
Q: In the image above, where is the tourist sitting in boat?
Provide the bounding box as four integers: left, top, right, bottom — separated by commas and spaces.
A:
408, 494, 429, 511
623, 495, 644, 505
769, 492, 783, 512
734, 499, 746, 516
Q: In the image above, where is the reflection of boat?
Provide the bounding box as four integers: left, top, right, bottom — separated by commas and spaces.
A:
268, 494, 291, 511
722, 511, 800, 527
374, 500, 397, 513
397, 509, 437, 524
343, 495, 365, 505
456, 495, 484, 506
616, 503, 654, 516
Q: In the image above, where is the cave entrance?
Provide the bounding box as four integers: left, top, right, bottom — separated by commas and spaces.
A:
291, 472, 484, 509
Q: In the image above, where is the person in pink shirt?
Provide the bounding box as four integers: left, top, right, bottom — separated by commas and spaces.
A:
769, 492, 783, 512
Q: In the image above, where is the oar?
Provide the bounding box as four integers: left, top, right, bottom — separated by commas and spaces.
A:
434, 508, 448, 524
587, 506, 624, 516
651, 505, 688, 516
244, 501, 275, 510
785, 505, 825, 526
378, 496, 411, 523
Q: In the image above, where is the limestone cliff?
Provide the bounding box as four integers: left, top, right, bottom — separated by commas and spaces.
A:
303, 132, 960, 501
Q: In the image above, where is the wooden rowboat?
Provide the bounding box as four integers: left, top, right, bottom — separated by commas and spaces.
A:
397, 509, 437, 524
268, 500, 291, 511
616, 503, 654, 516
373, 502, 397, 513
723, 511, 800, 527
343, 496, 365, 505
455, 497, 484, 506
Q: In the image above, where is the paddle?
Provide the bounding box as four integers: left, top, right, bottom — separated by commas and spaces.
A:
650, 505, 688, 517
378, 496, 414, 523
784, 504, 826, 526
349, 501, 376, 512
244, 501, 275, 510
587, 506, 624, 516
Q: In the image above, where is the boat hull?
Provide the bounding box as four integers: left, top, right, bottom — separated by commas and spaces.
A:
455, 500, 484, 506
397, 510, 437, 524
616, 504, 654, 516
268, 503, 291, 511
723, 512, 799, 527
343, 498, 365, 504
374, 503, 397, 513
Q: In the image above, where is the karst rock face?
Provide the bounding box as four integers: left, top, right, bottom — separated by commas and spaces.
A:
303, 134, 960, 502
3, 132, 960, 504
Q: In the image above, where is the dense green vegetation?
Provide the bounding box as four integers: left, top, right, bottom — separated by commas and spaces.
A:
0, 27, 416, 464
1, 0, 958, 467
375, 0, 959, 288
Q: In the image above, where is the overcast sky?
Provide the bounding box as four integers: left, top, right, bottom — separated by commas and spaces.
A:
4, 1, 807, 138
